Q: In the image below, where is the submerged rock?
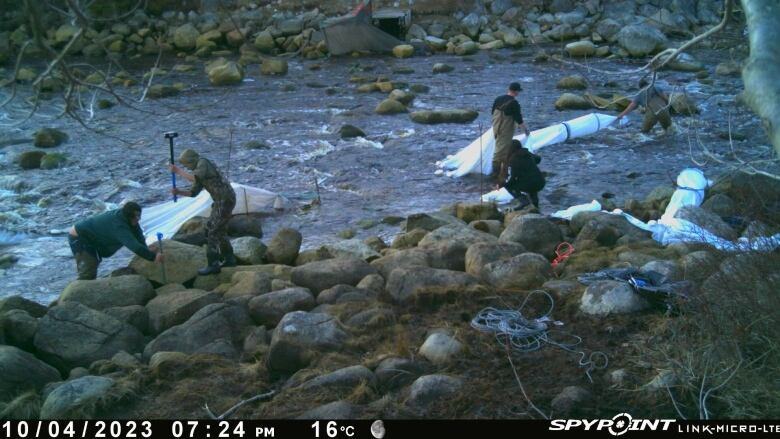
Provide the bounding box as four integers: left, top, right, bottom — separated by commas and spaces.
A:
34, 128, 68, 148
410, 109, 478, 124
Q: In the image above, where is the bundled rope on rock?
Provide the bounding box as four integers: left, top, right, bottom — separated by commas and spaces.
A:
470, 290, 608, 382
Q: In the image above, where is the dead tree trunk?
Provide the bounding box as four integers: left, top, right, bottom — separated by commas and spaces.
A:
741, 0, 780, 158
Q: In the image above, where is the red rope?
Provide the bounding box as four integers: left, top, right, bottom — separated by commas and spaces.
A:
551, 242, 575, 268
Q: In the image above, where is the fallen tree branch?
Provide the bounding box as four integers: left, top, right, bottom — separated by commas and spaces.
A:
203, 390, 276, 420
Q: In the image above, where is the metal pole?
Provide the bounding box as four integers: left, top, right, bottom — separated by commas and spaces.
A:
479, 122, 483, 206
156, 232, 168, 284
165, 132, 179, 202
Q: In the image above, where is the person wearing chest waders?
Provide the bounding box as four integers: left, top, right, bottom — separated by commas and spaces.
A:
504, 139, 546, 210
617, 78, 674, 134
492, 82, 531, 188
68, 202, 163, 280
169, 149, 237, 275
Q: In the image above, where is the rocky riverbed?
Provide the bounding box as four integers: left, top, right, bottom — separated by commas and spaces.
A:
1, 0, 779, 420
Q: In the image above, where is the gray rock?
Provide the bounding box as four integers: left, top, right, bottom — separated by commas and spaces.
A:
374, 250, 431, 279
482, 253, 552, 290
499, 214, 562, 258
266, 228, 302, 265
231, 236, 267, 265
469, 219, 504, 237
386, 267, 479, 303
325, 239, 381, 261
207, 59, 244, 86
391, 229, 429, 249
103, 305, 149, 334
254, 31, 276, 53
464, 242, 527, 277
40, 376, 115, 419
542, 280, 581, 298
345, 308, 395, 330
551, 386, 591, 414
295, 247, 334, 266
278, 18, 304, 36
59, 275, 155, 311
418, 332, 462, 364
0, 345, 61, 397
556, 74, 588, 90
432, 63, 454, 74
410, 109, 479, 124
291, 257, 378, 294
418, 224, 498, 250
580, 280, 649, 316
34, 302, 144, 371
297, 400, 361, 420
702, 193, 737, 218
357, 273, 385, 295
596, 18, 622, 42
617, 24, 668, 57
406, 212, 465, 232
675, 206, 737, 240
407, 374, 463, 410
173, 23, 200, 50
261, 58, 288, 76
545, 24, 577, 41
0, 309, 39, 350
455, 41, 479, 56
565, 40, 596, 57
300, 365, 376, 395
225, 271, 272, 299
143, 303, 251, 360
242, 326, 268, 355
248, 287, 316, 326
145, 289, 220, 334
267, 311, 348, 373
339, 124, 365, 139
0, 295, 47, 317
641, 260, 682, 283
375, 99, 407, 115
375, 357, 423, 390
317, 284, 372, 305
461, 13, 482, 39
111, 351, 140, 369
130, 239, 206, 285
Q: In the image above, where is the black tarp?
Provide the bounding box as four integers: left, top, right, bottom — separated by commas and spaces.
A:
322, 0, 402, 55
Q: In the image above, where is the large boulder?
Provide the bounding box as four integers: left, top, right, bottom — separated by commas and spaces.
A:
207, 60, 244, 86
173, 23, 200, 50
266, 228, 302, 265
406, 212, 465, 232
291, 258, 378, 294
254, 30, 276, 53
0, 309, 39, 350
267, 311, 349, 373
482, 253, 552, 289
145, 289, 221, 334
227, 213, 264, 238
386, 267, 479, 303
418, 224, 497, 249
580, 280, 649, 316
499, 214, 562, 258
410, 110, 478, 124
419, 332, 462, 365
0, 295, 47, 317
617, 24, 668, 57
407, 374, 463, 411
565, 40, 596, 57
34, 128, 68, 148
261, 58, 288, 75
224, 271, 272, 299
325, 239, 381, 261
375, 357, 424, 391
461, 13, 482, 38
231, 236, 267, 265
554, 93, 592, 110
556, 74, 588, 90
143, 303, 252, 360
59, 275, 155, 311
391, 229, 429, 249
0, 345, 61, 397
370, 248, 430, 279
392, 44, 414, 58
455, 41, 479, 56
34, 302, 144, 371
104, 305, 149, 334
675, 206, 737, 240
40, 376, 115, 419
299, 365, 376, 396
465, 242, 527, 276
375, 99, 407, 115
248, 287, 316, 326
130, 239, 206, 285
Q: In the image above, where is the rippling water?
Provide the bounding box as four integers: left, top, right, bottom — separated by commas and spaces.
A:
0, 43, 774, 304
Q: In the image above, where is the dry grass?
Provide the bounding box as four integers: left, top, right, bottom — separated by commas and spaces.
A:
0, 391, 42, 419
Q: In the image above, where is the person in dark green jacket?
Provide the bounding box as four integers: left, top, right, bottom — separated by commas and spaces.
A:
68, 202, 163, 280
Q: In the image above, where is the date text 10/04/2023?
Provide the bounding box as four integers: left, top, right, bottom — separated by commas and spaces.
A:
1, 421, 274, 439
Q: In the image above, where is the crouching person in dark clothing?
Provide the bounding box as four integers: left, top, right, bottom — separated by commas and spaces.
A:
68, 202, 163, 280
170, 148, 236, 275
504, 140, 546, 209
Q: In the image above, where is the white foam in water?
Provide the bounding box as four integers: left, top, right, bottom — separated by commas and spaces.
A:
300, 140, 336, 161
391, 128, 415, 138
355, 137, 383, 149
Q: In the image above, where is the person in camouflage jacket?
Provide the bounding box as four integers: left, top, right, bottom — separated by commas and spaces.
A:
170, 149, 237, 275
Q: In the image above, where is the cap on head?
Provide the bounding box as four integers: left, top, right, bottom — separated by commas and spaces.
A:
178, 148, 199, 168
638, 78, 649, 88
509, 82, 522, 92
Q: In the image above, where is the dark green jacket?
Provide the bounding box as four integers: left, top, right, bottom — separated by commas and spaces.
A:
74, 209, 155, 261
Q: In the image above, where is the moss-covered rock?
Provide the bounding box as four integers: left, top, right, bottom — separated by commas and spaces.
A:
17, 151, 47, 169
40, 153, 68, 170
34, 128, 68, 148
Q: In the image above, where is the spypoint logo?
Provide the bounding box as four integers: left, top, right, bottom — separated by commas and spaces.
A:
549, 413, 675, 435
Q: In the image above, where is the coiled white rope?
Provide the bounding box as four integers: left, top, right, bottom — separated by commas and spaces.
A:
471, 290, 608, 381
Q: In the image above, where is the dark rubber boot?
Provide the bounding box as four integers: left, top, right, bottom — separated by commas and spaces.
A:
221, 251, 238, 268
198, 251, 222, 275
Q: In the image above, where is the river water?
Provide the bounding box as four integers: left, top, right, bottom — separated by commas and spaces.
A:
0, 39, 775, 304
